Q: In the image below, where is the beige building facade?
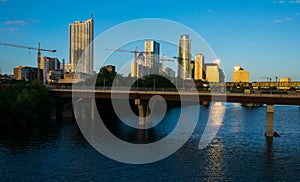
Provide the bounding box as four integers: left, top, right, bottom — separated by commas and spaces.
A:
233, 68, 250, 82
194, 54, 205, 80
205, 63, 224, 82
69, 17, 94, 74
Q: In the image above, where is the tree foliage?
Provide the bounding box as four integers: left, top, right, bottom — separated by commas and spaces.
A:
0, 81, 53, 127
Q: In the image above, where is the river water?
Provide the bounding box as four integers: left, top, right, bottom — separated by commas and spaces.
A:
0, 103, 300, 181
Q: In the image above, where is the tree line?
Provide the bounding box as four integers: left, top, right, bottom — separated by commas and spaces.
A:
0, 81, 53, 127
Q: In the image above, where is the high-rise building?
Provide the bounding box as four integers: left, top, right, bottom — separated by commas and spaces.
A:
178, 35, 191, 79
40, 57, 60, 72
194, 54, 205, 80
69, 16, 94, 74
136, 53, 145, 78
131, 41, 160, 77
40, 57, 61, 84
130, 62, 137, 78
144, 40, 160, 74
131, 53, 144, 78
205, 63, 225, 83
233, 65, 250, 82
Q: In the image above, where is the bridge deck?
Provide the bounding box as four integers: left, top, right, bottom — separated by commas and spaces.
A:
48, 89, 300, 105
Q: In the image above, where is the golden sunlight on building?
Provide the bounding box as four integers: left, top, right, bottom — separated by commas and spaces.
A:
205, 62, 224, 83
233, 65, 250, 82
194, 54, 205, 80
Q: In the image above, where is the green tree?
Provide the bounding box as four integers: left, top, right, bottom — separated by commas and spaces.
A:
96, 67, 116, 87
0, 81, 53, 127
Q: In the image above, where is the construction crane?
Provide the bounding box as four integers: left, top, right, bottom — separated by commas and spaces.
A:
106, 48, 173, 65
158, 54, 175, 71
105, 47, 147, 63
0, 42, 57, 80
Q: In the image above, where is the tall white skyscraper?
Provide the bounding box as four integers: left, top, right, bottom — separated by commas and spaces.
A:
178, 35, 191, 79
69, 16, 94, 74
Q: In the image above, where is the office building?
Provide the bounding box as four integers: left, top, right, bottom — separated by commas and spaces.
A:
279, 77, 291, 82
205, 63, 225, 83
194, 54, 205, 80
178, 35, 191, 79
190, 60, 194, 79
40, 57, 61, 84
131, 41, 160, 77
144, 40, 160, 74
131, 53, 144, 78
130, 62, 137, 78
69, 16, 94, 74
40, 57, 60, 72
14, 66, 39, 81
233, 65, 250, 82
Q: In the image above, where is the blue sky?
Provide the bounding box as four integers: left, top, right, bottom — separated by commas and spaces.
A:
0, 0, 300, 81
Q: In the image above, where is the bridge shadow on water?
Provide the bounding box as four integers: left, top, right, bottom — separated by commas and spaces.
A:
96, 98, 180, 144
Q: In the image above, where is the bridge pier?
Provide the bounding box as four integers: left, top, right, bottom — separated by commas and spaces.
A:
266, 105, 274, 137
135, 99, 151, 127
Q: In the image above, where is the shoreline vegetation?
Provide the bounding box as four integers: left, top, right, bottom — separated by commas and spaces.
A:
0, 68, 182, 128
0, 80, 54, 128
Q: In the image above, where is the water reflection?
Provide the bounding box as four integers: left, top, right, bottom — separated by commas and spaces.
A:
199, 102, 225, 149
264, 137, 275, 179
1, 105, 300, 180
203, 139, 225, 180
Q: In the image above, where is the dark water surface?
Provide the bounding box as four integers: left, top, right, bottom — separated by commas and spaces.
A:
0, 103, 300, 181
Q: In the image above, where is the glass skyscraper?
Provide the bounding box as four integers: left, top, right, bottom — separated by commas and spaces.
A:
144, 40, 160, 75
178, 35, 191, 79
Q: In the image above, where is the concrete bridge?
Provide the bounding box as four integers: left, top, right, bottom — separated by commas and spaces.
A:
48, 88, 300, 137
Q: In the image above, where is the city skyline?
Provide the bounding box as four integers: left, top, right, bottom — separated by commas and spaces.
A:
0, 0, 300, 81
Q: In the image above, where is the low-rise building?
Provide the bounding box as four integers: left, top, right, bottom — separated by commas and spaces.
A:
233, 65, 250, 82
279, 77, 291, 82
13, 66, 39, 81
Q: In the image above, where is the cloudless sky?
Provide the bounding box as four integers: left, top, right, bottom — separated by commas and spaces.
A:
0, 0, 299, 81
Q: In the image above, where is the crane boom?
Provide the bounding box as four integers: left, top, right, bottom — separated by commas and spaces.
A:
0, 42, 56, 52
105, 48, 147, 62
0, 42, 57, 80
